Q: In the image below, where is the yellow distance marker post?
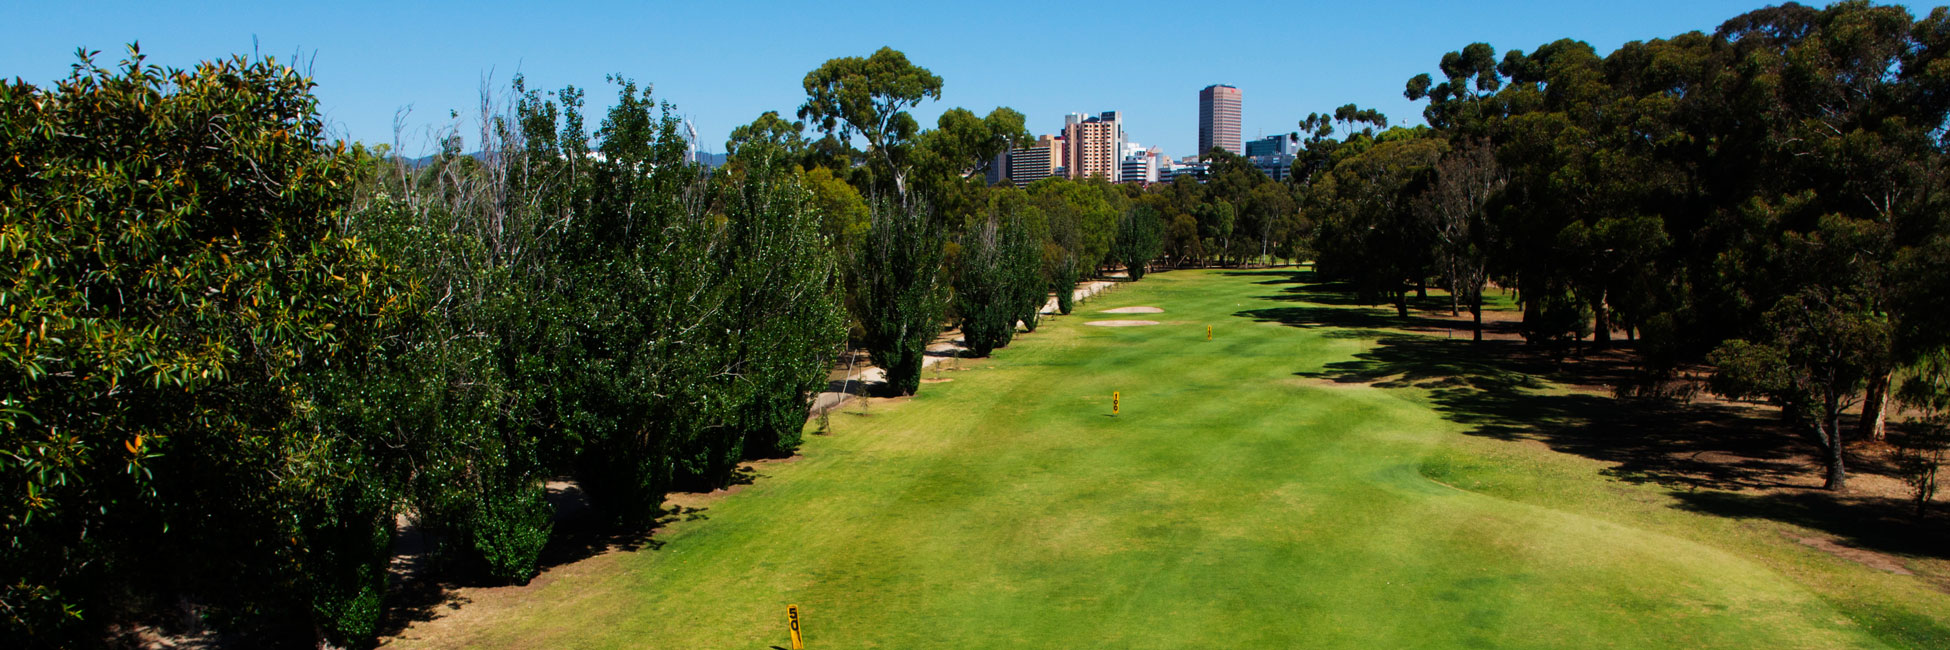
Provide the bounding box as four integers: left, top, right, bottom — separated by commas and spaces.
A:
1206, 324, 1213, 341
786, 604, 804, 649
1112, 391, 1120, 416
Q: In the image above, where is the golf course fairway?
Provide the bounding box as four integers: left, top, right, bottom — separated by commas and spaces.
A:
387, 268, 1950, 649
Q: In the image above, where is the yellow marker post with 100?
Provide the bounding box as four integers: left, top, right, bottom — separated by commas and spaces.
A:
1112, 391, 1120, 416
786, 604, 804, 649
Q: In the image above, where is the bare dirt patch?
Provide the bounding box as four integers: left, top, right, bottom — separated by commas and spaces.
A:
1793, 534, 1914, 575
1283, 376, 1381, 390
1085, 320, 1159, 327
1101, 306, 1164, 314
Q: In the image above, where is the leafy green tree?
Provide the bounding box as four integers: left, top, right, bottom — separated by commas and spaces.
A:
340, 183, 550, 586
1146, 175, 1208, 266
1896, 349, 1950, 516
0, 46, 396, 646
717, 147, 849, 460
1029, 177, 1121, 275
1195, 200, 1237, 267
853, 201, 948, 396
798, 47, 943, 203
1710, 288, 1891, 490
1310, 129, 1447, 316
1414, 139, 1503, 339
1113, 205, 1166, 280
1405, 42, 1502, 134
955, 214, 1023, 356
983, 189, 1054, 328
801, 165, 871, 261
1244, 181, 1298, 265
726, 110, 808, 162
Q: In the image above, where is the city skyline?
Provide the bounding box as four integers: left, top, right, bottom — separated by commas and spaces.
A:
7, 1, 1921, 159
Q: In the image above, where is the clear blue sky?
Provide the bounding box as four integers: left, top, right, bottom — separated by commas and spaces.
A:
6, 1, 1928, 158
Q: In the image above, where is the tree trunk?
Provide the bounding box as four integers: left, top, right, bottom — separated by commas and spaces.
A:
1820, 416, 1847, 491
1394, 290, 1409, 318
1520, 281, 1540, 345
1449, 271, 1460, 315
1859, 372, 1890, 442
1592, 294, 1611, 345
1470, 291, 1484, 342
1415, 280, 1428, 300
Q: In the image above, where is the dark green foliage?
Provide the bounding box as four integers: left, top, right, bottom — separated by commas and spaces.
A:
0, 45, 855, 645
854, 201, 948, 395
293, 479, 394, 646
0, 46, 396, 645
1308, 130, 1446, 316
339, 141, 555, 585
798, 47, 943, 202
1897, 350, 1950, 516
956, 202, 1044, 356
1049, 258, 1079, 316
720, 147, 849, 460
1277, 2, 1950, 490
528, 79, 737, 515
956, 218, 1018, 357
462, 477, 553, 582
1029, 178, 1122, 275
1114, 206, 1166, 280
1710, 289, 1891, 490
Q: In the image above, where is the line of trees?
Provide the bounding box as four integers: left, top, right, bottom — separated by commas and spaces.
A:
1295, 1, 1950, 493
1, 49, 856, 646
2, 43, 1185, 647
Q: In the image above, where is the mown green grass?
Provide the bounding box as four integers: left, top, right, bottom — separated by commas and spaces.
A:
391, 268, 1950, 649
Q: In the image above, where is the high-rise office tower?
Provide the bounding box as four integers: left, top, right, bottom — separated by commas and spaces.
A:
1198, 84, 1242, 157
1064, 111, 1123, 182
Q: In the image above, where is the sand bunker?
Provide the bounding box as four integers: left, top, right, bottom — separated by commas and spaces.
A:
1101, 306, 1164, 314
1085, 320, 1160, 327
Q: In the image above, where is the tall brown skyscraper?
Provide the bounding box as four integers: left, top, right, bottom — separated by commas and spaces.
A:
1198, 84, 1242, 157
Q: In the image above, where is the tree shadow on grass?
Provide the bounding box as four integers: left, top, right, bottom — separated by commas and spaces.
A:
376, 480, 701, 639
1233, 269, 1520, 317
1240, 299, 1950, 563
1239, 303, 1527, 346
1219, 268, 1315, 286
1671, 489, 1950, 560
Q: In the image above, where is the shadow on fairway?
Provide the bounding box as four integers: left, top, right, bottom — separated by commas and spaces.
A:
1237, 275, 1950, 563
1233, 271, 1526, 340
376, 474, 738, 637
1219, 268, 1313, 286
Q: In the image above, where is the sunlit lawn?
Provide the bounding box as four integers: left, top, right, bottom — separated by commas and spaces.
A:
388, 268, 1948, 649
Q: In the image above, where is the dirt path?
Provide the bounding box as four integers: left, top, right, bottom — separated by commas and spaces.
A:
811, 278, 1122, 416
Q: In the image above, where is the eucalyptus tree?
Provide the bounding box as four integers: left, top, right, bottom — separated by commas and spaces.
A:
798, 47, 943, 204
1310, 128, 1447, 316
1415, 140, 1504, 340
912, 106, 1031, 230
1710, 288, 1890, 491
